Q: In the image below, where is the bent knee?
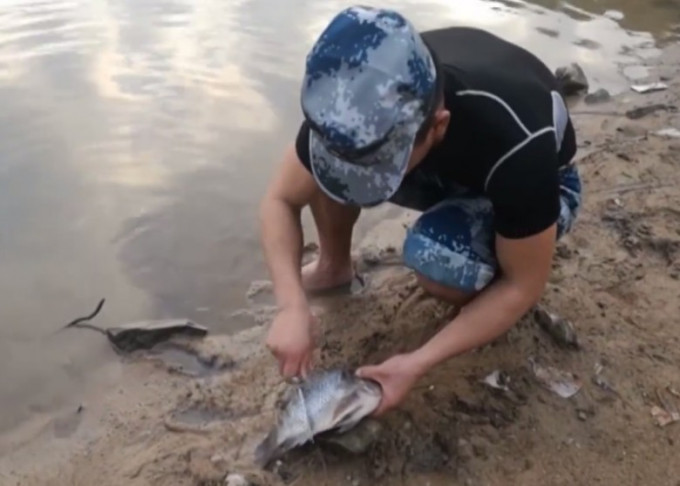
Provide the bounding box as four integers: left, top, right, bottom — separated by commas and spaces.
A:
415, 272, 476, 307
402, 201, 497, 299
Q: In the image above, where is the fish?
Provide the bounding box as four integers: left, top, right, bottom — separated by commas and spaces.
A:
254, 368, 383, 467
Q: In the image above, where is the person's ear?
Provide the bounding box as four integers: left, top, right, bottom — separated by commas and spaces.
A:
433, 109, 450, 140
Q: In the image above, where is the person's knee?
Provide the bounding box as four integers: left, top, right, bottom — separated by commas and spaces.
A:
415, 272, 476, 307
401, 198, 497, 303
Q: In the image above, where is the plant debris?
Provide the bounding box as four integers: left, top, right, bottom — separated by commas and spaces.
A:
652, 128, 680, 138
482, 370, 511, 392
528, 357, 582, 398
631, 82, 668, 94
592, 362, 621, 398
651, 388, 680, 427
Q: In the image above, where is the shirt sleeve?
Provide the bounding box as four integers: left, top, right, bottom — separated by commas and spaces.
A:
295, 121, 312, 173
485, 129, 561, 239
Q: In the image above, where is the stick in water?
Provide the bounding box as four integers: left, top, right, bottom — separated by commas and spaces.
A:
63, 298, 107, 334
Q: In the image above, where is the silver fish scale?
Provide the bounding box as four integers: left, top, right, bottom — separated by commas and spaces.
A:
254, 368, 382, 467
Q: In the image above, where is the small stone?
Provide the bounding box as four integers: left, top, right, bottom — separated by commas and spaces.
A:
617, 124, 648, 137
318, 419, 383, 454
577, 410, 588, 421
458, 438, 474, 461
625, 104, 671, 120
555, 244, 573, 259
555, 63, 589, 95
534, 307, 579, 349
469, 436, 489, 459
457, 413, 472, 423
584, 88, 611, 104
225, 473, 249, 486
303, 242, 319, 253
360, 247, 381, 266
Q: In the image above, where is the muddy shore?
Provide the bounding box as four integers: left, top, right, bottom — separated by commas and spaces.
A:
2, 41, 680, 486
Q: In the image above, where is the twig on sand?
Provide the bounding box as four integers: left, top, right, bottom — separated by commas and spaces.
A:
163, 418, 211, 435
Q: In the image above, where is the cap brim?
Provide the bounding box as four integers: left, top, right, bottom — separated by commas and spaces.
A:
309, 124, 415, 207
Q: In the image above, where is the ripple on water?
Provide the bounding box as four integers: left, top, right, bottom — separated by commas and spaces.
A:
0, 0, 104, 63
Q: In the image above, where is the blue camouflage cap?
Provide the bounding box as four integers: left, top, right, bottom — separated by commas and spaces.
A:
301, 5, 437, 207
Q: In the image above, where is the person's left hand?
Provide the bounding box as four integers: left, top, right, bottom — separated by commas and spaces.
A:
356, 353, 425, 416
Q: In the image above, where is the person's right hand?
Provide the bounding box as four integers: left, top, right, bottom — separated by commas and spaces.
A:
265, 305, 318, 379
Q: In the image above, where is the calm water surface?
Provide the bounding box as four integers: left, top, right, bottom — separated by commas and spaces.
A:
0, 0, 677, 433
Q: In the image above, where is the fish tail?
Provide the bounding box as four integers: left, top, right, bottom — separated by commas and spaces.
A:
253, 429, 280, 468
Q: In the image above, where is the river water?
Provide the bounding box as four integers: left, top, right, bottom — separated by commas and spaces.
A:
0, 0, 677, 434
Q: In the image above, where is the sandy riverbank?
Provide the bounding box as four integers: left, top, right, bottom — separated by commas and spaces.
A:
2, 42, 680, 486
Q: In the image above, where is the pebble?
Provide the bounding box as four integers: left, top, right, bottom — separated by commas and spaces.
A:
554, 63, 589, 95
458, 438, 474, 461
604, 9, 624, 20
577, 410, 588, 421
470, 436, 489, 459
225, 473, 249, 486
617, 124, 648, 137
584, 88, 611, 104
320, 418, 383, 454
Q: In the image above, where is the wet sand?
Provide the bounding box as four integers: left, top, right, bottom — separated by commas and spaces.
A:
2, 38, 679, 486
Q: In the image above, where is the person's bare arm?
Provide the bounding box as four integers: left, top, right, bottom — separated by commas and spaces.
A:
259, 144, 319, 310
358, 224, 557, 414
259, 144, 324, 377
413, 223, 557, 370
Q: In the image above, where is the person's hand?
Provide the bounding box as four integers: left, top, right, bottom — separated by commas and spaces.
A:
356, 353, 426, 416
265, 305, 318, 379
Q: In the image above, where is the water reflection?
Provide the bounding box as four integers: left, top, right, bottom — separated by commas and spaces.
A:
532, 0, 680, 34
0, 0, 677, 434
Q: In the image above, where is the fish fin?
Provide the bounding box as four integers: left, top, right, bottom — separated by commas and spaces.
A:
253, 429, 279, 468
331, 390, 362, 429
254, 429, 310, 469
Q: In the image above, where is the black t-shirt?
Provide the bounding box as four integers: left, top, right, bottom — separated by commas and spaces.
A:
295, 26, 577, 239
